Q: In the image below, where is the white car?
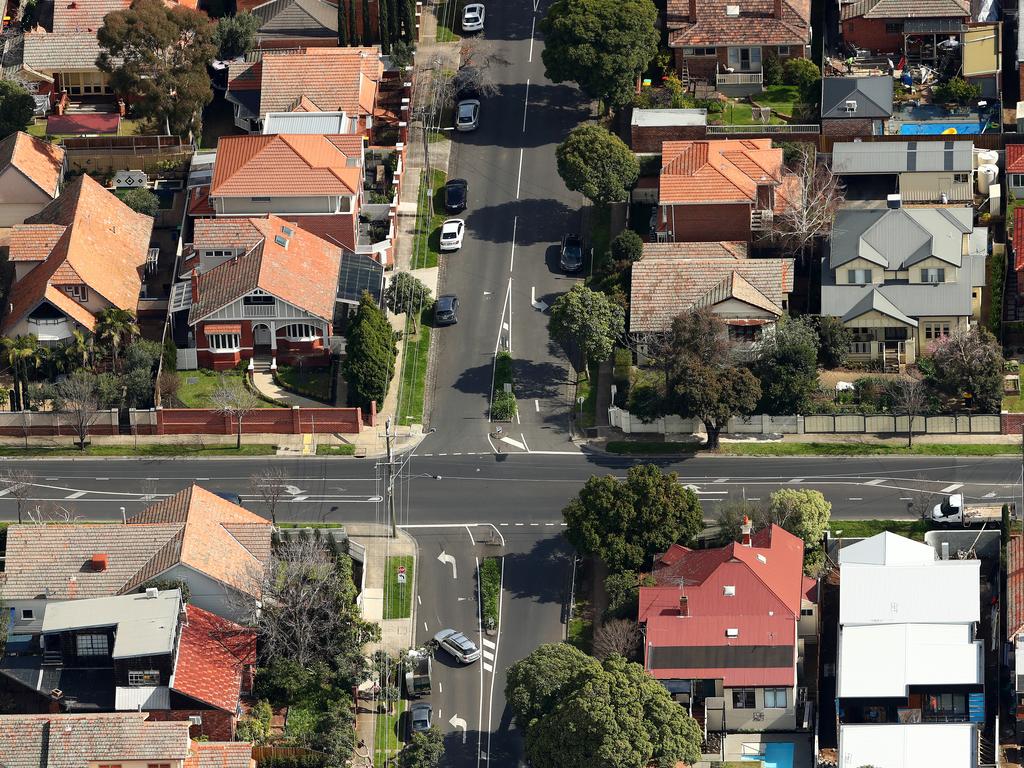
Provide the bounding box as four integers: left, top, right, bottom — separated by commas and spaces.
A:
434, 628, 481, 664
456, 99, 480, 132
440, 218, 465, 251
461, 3, 484, 32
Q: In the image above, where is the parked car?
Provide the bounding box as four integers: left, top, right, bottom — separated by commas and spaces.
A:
434, 295, 459, 326
212, 491, 245, 507
408, 702, 432, 737
440, 218, 465, 251
444, 178, 468, 213
456, 99, 480, 132
559, 233, 584, 273
433, 628, 481, 663
461, 2, 485, 31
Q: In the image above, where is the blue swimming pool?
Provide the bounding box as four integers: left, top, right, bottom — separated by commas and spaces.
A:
741, 742, 795, 768
898, 122, 986, 135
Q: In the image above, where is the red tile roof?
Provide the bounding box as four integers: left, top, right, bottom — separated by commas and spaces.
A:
211, 133, 363, 198
1015, 208, 1024, 272
660, 139, 785, 204
668, 0, 810, 46
9, 224, 68, 262
1009, 144, 1024, 173
258, 46, 383, 116
1009, 534, 1024, 639
172, 605, 256, 712
638, 525, 805, 686
185, 742, 254, 768
0, 132, 65, 198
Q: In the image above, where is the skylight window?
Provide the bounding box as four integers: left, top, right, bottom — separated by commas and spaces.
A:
726, 628, 739, 638
723, 585, 736, 596
274, 235, 288, 247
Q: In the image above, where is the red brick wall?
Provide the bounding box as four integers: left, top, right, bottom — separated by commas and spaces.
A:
146, 709, 236, 742
841, 18, 903, 53
156, 407, 362, 435
1003, 414, 1024, 434
666, 202, 751, 242
821, 118, 877, 137
631, 125, 706, 153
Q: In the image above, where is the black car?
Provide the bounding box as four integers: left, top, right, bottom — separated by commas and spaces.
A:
560, 233, 584, 273
444, 178, 468, 212
434, 295, 459, 325
212, 491, 244, 507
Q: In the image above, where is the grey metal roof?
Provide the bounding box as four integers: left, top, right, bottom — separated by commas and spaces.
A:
821, 76, 894, 119
42, 590, 181, 659
252, 0, 338, 39
115, 685, 170, 711
832, 140, 974, 174
1019, 0, 1024, 63
830, 206, 972, 270
842, 289, 918, 326
631, 108, 708, 127
263, 110, 358, 135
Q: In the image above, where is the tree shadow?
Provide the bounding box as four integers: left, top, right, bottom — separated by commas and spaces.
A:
464, 198, 575, 245
512, 359, 570, 401
501, 533, 573, 604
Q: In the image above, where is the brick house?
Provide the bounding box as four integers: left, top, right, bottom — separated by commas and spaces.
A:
1, 174, 153, 345
840, 0, 970, 55
0, 131, 65, 227
665, 0, 810, 94
655, 139, 798, 243
820, 76, 893, 137
247, 0, 341, 50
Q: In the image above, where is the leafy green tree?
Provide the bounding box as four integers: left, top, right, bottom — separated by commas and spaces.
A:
344, 292, 396, 410
715, 499, 760, 545
383, 271, 432, 332
752, 316, 819, 415
758, 488, 831, 574
926, 326, 1003, 412
2, 334, 41, 411
94, 307, 140, 374
118, 188, 159, 217
556, 124, 640, 205
97, 0, 217, 136
0, 81, 35, 138
603, 570, 654, 621
813, 315, 851, 369
541, 0, 659, 110
506, 643, 602, 728
610, 230, 643, 263
562, 464, 703, 573
782, 57, 821, 104
934, 76, 981, 106
235, 699, 273, 744
399, 727, 445, 768
548, 284, 625, 369
762, 49, 783, 87
214, 11, 261, 59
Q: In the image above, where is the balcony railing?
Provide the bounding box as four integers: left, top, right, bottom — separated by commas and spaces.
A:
706, 124, 821, 135
243, 304, 276, 318
716, 71, 763, 86
28, 317, 67, 326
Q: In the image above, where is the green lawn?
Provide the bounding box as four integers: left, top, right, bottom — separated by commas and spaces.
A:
566, 597, 593, 655
175, 369, 275, 409
751, 85, 801, 116
714, 102, 785, 125
374, 699, 406, 767
575, 362, 599, 430
829, 519, 930, 540
411, 169, 447, 270
605, 440, 1021, 457
587, 204, 612, 279
276, 365, 332, 403
1004, 394, 1024, 412
396, 309, 432, 426
316, 444, 357, 456
434, 0, 463, 41
0, 443, 276, 457
384, 555, 414, 619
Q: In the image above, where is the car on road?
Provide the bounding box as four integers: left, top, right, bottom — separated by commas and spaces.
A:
212, 491, 244, 507
455, 99, 480, 132
434, 628, 481, 663
444, 178, 468, 212
461, 2, 484, 31
434, 295, 459, 326
439, 218, 465, 251
408, 702, 432, 736
559, 233, 584, 273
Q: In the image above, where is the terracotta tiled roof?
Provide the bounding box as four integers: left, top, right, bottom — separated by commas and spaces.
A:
258, 46, 383, 116
1008, 144, 1024, 173
193, 218, 265, 252
0, 713, 190, 768
2, 174, 152, 334
669, 0, 810, 46
640, 241, 749, 259
1010, 534, 1024, 639
189, 216, 343, 324
186, 742, 255, 768
841, 0, 968, 19
211, 133, 362, 198
1015, 208, 1024, 272
172, 605, 256, 712
0, 132, 64, 197
630, 243, 793, 333
227, 59, 262, 91
188, 185, 215, 216
8, 224, 67, 262
659, 139, 785, 204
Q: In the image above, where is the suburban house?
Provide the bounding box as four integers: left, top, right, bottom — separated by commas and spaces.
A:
819, 76, 893, 137
664, 0, 811, 94
1008, 534, 1024, 729
1, 174, 154, 344
629, 241, 794, 358
638, 520, 816, 735
174, 216, 344, 370
836, 532, 983, 768
0, 713, 253, 768
820, 201, 986, 369
224, 46, 383, 133
831, 140, 974, 203
1004, 144, 1024, 198
0, 131, 65, 226
0, 590, 256, 741
840, 0, 971, 57
655, 139, 798, 243
247, 0, 339, 49
0, 483, 272, 625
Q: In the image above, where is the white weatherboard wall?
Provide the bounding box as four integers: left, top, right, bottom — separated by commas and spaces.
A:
839, 723, 977, 768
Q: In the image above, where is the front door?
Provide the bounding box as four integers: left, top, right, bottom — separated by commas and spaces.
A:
253, 324, 271, 346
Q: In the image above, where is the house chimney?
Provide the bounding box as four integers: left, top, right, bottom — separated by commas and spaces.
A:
688, 0, 697, 21
90, 553, 108, 572
67, 576, 77, 599
741, 516, 752, 546
190, 269, 200, 305
774, 0, 782, 19
678, 593, 689, 617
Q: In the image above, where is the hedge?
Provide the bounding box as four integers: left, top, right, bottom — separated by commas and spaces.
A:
479, 556, 501, 631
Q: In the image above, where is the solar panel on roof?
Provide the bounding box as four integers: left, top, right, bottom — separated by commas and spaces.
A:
337, 252, 384, 305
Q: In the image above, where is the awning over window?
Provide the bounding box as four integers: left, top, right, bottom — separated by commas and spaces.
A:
723, 318, 771, 326
204, 323, 242, 334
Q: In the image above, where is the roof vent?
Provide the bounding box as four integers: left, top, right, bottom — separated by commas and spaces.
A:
145, 587, 160, 599
90, 553, 108, 572
756, 554, 767, 564
726, 628, 739, 638
723, 585, 736, 596
725, 4, 740, 14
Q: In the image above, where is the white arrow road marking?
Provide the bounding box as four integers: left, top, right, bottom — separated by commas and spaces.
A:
449, 714, 467, 743
437, 551, 457, 579
941, 483, 964, 493
983, 491, 997, 498
530, 286, 548, 311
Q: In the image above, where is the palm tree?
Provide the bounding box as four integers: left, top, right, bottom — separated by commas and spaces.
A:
95, 308, 139, 373
59, 329, 93, 372
2, 335, 40, 411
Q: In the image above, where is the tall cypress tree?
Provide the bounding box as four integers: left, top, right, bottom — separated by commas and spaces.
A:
377, 0, 391, 52
343, 292, 396, 411
387, 0, 400, 49
400, 0, 414, 42
362, 0, 372, 43
338, 0, 350, 45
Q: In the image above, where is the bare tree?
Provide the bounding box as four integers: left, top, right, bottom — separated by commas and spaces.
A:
25, 501, 80, 523
889, 378, 928, 447
438, 38, 508, 105
250, 464, 289, 526
593, 618, 641, 661
51, 370, 100, 449
211, 376, 260, 449
772, 145, 845, 263
0, 468, 36, 524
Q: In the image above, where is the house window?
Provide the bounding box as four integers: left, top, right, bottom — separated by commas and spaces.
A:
250, 196, 271, 203
728, 325, 759, 342
885, 22, 903, 33
727, 46, 762, 72
732, 689, 756, 708
801, 607, 814, 616
777, 45, 792, 55
764, 688, 787, 708
847, 269, 872, 284
64, 285, 88, 302
76, 633, 109, 656
128, 670, 161, 686
280, 323, 321, 341
207, 333, 241, 351
924, 322, 951, 340
243, 294, 275, 305
21, 609, 33, 620
683, 46, 716, 56
924, 693, 966, 716
920, 268, 945, 283
1011, 173, 1024, 189
203, 249, 234, 259
953, 172, 969, 183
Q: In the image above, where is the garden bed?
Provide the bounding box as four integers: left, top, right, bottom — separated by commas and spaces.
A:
384, 556, 414, 619
174, 369, 276, 408
479, 556, 501, 631
275, 365, 332, 403
491, 350, 517, 421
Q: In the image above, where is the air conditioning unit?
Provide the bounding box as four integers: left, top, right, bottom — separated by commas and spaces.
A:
844, 99, 858, 111
188, 715, 203, 726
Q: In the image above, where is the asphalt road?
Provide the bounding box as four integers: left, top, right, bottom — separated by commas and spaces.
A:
427, 0, 588, 456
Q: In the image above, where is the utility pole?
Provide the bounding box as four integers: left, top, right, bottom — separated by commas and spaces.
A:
385, 416, 397, 537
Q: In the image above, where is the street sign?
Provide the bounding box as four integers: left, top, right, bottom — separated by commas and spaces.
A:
397, 565, 406, 574
114, 170, 149, 189
397, 572, 407, 584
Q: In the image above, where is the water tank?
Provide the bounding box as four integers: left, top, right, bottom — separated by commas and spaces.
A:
974, 149, 998, 169
977, 164, 998, 194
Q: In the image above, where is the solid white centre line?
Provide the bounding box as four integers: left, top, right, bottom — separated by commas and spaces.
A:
522, 78, 530, 132
713, 478, 729, 483
534, 399, 540, 412
520, 433, 530, 453
516, 148, 524, 199
509, 216, 517, 272
941, 483, 964, 493
528, 16, 535, 61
